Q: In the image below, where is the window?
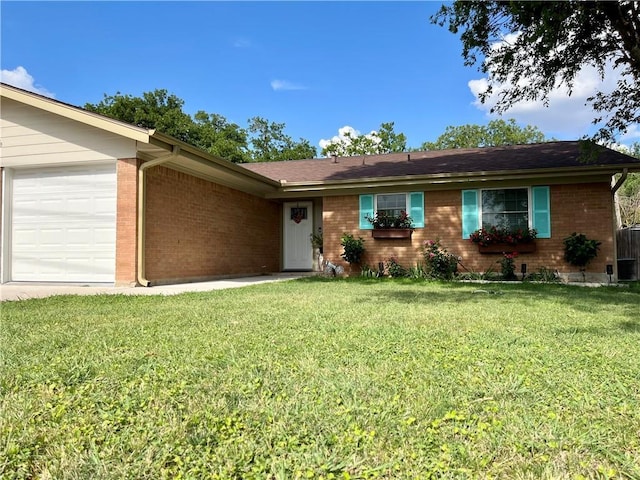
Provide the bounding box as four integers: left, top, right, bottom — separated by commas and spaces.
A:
359, 192, 425, 229
376, 193, 407, 218
461, 186, 551, 239
481, 188, 529, 231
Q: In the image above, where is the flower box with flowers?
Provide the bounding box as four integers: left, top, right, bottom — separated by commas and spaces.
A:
470, 227, 538, 254
367, 211, 414, 239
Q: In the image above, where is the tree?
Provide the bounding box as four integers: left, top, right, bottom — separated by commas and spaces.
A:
85, 90, 195, 144
247, 117, 316, 162
616, 142, 640, 226
86, 90, 315, 163
192, 111, 251, 163
432, 1, 640, 144
421, 118, 547, 150
320, 122, 407, 157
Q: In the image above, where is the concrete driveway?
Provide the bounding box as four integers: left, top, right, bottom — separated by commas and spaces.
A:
0, 273, 307, 302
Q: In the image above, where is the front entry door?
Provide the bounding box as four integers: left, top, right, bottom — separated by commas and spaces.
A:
283, 202, 313, 270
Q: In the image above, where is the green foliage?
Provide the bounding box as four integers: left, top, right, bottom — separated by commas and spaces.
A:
321, 122, 407, 157
2, 281, 639, 478
470, 226, 537, 246
366, 210, 413, 229
431, 1, 640, 144
247, 116, 316, 162
498, 252, 518, 281
616, 143, 640, 226
85, 90, 315, 163
422, 239, 459, 280
422, 119, 546, 150
309, 228, 323, 250
385, 257, 409, 278
340, 233, 365, 265
85, 89, 197, 144
563, 233, 601, 269
523, 266, 560, 283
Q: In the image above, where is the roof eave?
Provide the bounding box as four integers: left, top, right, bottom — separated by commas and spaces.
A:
268, 164, 639, 197
1, 83, 152, 143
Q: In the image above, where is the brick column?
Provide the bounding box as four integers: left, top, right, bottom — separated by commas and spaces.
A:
115, 158, 139, 286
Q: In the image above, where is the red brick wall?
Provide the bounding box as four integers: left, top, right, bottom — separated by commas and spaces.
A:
322, 183, 615, 279
144, 166, 281, 283
115, 158, 139, 286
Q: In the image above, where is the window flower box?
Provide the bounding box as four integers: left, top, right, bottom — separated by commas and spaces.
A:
371, 228, 413, 239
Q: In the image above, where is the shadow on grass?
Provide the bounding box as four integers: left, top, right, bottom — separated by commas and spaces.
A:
301, 276, 640, 325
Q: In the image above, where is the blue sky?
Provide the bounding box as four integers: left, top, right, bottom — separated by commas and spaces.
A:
2, 1, 638, 153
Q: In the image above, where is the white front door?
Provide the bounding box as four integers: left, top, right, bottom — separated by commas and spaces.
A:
283, 202, 313, 270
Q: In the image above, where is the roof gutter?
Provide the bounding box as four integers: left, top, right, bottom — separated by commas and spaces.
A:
612, 168, 628, 194
136, 145, 180, 287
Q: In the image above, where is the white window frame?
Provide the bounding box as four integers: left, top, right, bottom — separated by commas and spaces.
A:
480, 187, 532, 230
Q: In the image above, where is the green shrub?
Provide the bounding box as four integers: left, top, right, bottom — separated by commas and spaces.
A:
386, 257, 408, 278
340, 233, 365, 265
422, 239, 459, 280
563, 233, 601, 269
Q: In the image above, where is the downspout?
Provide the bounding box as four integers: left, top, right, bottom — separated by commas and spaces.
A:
137, 145, 180, 287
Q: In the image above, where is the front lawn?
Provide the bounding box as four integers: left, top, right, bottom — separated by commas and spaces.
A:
1, 279, 639, 479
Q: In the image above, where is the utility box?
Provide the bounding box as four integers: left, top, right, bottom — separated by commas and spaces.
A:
617, 258, 637, 281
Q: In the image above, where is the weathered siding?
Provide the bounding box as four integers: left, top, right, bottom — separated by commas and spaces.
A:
0, 98, 135, 167
323, 182, 615, 281
144, 166, 281, 283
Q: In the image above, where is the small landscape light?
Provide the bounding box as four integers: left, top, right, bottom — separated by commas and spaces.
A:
520, 263, 527, 280
606, 264, 613, 283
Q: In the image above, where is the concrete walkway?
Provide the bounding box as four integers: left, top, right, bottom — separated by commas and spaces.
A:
0, 273, 307, 302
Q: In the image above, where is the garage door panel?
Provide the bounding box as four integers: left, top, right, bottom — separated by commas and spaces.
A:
10, 164, 117, 283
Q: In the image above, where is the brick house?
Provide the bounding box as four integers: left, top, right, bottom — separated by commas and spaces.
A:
2, 83, 640, 285
246, 146, 640, 282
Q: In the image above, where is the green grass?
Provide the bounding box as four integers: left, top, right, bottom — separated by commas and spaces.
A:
1, 278, 639, 479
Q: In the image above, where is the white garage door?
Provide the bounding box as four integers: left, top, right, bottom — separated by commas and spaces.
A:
11, 164, 117, 283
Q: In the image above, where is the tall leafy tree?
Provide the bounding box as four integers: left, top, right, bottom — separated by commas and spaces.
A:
85, 90, 315, 163
85, 90, 195, 144
432, 1, 640, 144
247, 116, 317, 162
192, 111, 250, 163
320, 122, 407, 157
421, 118, 547, 150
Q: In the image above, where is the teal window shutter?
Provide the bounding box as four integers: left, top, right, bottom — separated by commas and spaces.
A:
461, 190, 479, 239
359, 194, 374, 229
409, 192, 424, 228
531, 186, 551, 238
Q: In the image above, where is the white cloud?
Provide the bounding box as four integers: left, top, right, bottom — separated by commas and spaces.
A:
1, 66, 55, 98
319, 125, 381, 153
270, 79, 307, 91
468, 36, 638, 140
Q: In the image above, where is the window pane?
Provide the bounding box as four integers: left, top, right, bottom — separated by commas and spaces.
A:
377, 194, 406, 216
481, 189, 528, 230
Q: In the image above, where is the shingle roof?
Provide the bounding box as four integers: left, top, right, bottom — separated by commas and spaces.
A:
242, 141, 640, 183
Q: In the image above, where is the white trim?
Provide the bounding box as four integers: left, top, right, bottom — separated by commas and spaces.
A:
1, 168, 13, 283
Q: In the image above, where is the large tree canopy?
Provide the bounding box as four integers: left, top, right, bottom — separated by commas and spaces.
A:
85, 90, 315, 163
432, 1, 640, 144
420, 118, 547, 150
247, 117, 317, 162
